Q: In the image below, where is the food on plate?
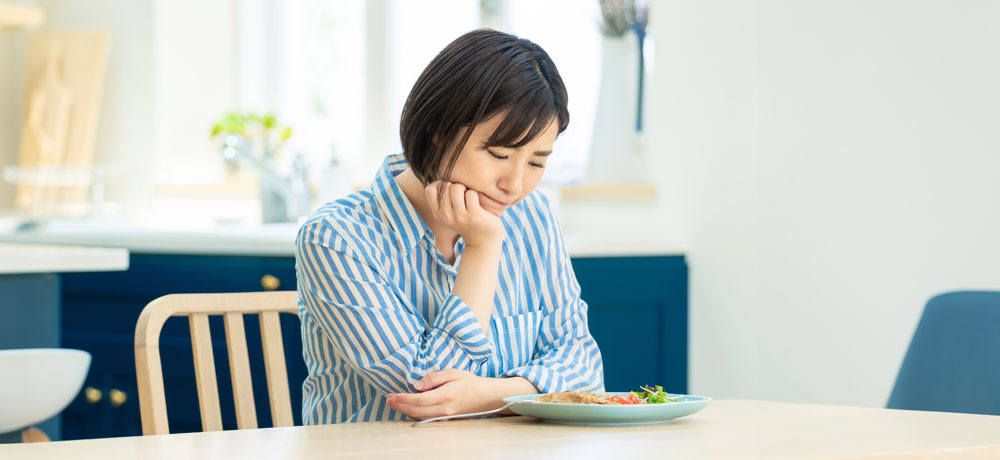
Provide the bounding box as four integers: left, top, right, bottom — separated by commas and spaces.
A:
537, 391, 614, 404
537, 385, 679, 405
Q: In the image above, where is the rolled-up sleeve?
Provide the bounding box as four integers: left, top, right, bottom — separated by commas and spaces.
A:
501, 195, 605, 393
296, 218, 491, 396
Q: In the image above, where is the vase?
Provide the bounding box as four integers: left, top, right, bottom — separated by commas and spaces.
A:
586, 32, 648, 184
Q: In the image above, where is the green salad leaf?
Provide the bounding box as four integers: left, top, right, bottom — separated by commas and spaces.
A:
632, 385, 679, 404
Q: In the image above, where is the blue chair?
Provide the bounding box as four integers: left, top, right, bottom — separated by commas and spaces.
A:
887, 291, 1000, 415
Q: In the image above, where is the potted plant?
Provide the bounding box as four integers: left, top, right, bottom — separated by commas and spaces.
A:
210, 112, 310, 223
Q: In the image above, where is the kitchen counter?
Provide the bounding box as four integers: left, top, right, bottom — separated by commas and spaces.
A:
0, 221, 684, 257
0, 243, 129, 274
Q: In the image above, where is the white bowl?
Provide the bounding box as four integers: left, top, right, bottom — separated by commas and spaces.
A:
0, 349, 91, 433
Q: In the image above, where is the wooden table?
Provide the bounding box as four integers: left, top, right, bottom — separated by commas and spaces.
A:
2, 400, 999, 459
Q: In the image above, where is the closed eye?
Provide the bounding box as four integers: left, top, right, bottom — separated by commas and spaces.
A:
487, 149, 508, 160
488, 148, 545, 168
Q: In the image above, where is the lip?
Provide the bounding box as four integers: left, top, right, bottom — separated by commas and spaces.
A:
483, 194, 511, 207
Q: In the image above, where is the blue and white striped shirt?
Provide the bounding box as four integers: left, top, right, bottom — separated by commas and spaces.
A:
295, 153, 604, 423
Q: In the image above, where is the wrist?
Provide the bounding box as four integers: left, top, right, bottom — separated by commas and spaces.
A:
471, 375, 498, 412
476, 376, 538, 413
463, 234, 503, 250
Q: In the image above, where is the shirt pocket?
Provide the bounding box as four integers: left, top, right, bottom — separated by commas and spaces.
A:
495, 310, 543, 368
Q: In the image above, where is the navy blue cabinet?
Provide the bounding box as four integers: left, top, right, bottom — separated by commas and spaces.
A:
1, 274, 62, 439
575, 256, 688, 394
59, 253, 686, 439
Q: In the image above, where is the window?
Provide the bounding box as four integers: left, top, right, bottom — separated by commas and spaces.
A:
159, 1, 611, 209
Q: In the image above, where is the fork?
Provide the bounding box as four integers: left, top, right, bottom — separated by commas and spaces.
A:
410, 399, 540, 426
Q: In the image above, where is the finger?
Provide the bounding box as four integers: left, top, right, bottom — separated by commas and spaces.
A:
387, 400, 450, 420
424, 181, 442, 220
465, 190, 483, 213
388, 385, 452, 406
415, 368, 463, 391
438, 182, 455, 222
449, 183, 468, 215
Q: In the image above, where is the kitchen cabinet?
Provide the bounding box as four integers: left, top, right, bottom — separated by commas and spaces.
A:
59, 253, 686, 439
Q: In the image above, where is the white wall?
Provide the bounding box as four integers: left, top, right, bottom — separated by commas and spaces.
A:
650, 0, 1000, 407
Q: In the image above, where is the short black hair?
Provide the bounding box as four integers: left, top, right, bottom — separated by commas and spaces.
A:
399, 28, 569, 184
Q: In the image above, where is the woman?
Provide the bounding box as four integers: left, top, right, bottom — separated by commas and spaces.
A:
296, 29, 604, 423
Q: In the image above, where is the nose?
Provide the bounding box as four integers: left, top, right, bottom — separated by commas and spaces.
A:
497, 164, 523, 198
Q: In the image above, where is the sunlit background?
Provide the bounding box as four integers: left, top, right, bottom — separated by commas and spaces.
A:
1, 0, 645, 226
2, 0, 1000, 427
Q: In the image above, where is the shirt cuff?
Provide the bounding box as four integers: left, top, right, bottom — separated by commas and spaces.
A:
428, 293, 492, 362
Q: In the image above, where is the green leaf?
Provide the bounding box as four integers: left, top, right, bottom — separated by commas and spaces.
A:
635, 385, 678, 404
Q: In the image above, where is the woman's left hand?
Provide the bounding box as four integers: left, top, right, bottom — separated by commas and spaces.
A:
386, 369, 492, 419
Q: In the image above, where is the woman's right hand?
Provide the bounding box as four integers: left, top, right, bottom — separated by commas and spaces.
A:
424, 181, 504, 248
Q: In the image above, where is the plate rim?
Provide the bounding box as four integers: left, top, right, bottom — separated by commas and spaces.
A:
501, 392, 712, 425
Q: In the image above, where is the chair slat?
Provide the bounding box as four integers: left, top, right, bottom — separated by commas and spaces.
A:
223, 312, 258, 429
189, 313, 223, 431
259, 311, 294, 427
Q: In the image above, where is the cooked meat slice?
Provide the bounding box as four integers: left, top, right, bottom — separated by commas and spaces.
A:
537, 391, 614, 404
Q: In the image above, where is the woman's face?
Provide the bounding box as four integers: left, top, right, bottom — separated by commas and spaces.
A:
442, 115, 559, 217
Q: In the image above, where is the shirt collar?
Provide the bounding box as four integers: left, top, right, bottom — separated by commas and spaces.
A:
372, 153, 429, 253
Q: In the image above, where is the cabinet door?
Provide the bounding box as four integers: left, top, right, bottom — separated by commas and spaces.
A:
61, 374, 105, 440
60, 336, 142, 439
572, 256, 688, 394
107, 375, 142, 437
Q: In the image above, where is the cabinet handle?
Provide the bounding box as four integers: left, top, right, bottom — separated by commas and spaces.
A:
260, 274, 281, 291
109, 389, 128, 408
84, 387, 102, 404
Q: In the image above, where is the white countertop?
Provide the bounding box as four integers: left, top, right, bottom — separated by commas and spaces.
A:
0, 243, 130, 275
0, 220, 684, 258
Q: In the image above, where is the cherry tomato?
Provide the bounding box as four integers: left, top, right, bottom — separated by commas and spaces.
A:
610, 395, 638, 405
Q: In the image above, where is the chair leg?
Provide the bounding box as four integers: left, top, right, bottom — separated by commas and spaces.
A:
21, 426, 50, 443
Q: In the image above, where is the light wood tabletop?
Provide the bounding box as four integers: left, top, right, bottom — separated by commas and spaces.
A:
2, 400, 999, 459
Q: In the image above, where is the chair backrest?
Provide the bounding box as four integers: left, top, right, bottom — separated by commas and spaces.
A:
134, 291, 299, 435
887, 291, 1000, 415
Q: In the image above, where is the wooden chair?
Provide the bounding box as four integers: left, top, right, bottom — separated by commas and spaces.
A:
134, 291, 299, 435
20, 426, 50, 442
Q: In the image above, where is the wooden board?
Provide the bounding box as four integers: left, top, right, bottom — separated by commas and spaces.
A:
15, 31, 108, 214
